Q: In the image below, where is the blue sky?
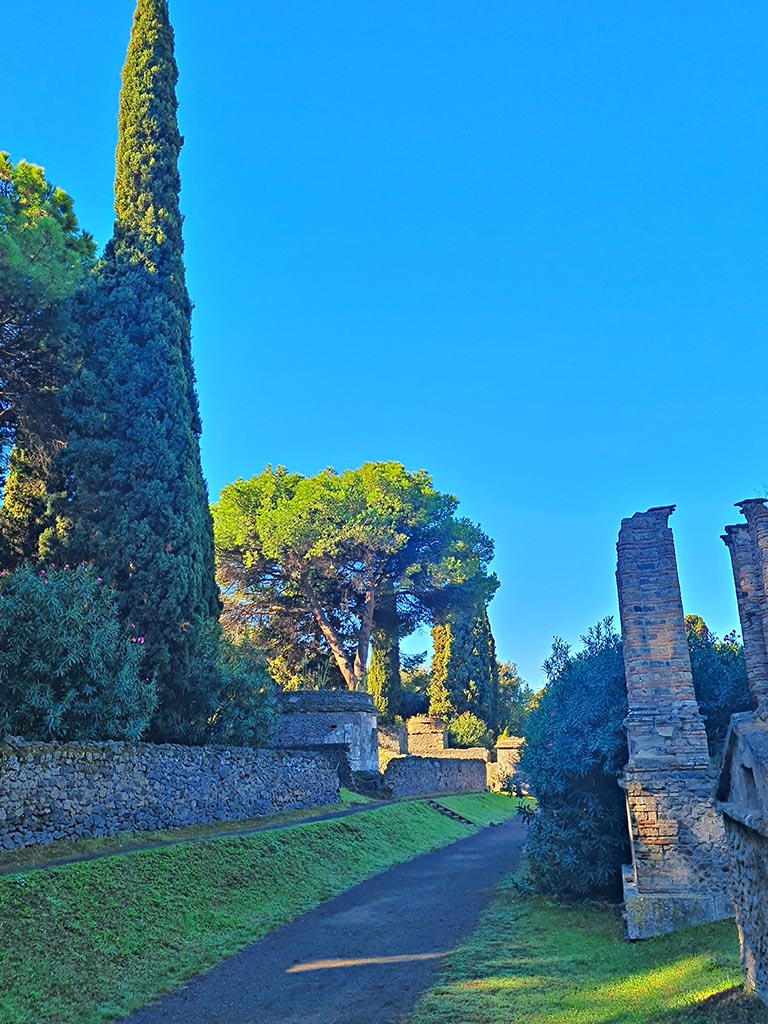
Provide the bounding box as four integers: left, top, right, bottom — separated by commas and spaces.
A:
5, 2, 768, 686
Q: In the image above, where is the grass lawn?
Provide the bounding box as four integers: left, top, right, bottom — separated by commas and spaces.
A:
436, 792, 528, 827
0, 797, 490, 1024
409, 877, 768, 1024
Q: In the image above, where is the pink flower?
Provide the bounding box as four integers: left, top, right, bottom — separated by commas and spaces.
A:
97, 578, 102, 584
138, 637, 144, 644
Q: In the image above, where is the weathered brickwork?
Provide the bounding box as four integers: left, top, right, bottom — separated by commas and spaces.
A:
405, 716, 447, 756
718, 499, 768, 1005
382, 755, 487, 798
617, 506, 731, 938
0, 738, 340, 851
378, 723, 407, 755
267, 690, 378, 772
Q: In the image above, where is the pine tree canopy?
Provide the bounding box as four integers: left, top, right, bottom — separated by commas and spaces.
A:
213, 462, 498, 695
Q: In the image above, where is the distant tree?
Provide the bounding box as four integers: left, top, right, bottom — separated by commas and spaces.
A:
496, 660, 537, 736
685, 614, 752, 759
428, 605, 499, 728
0, 154, 94, 563
213, 462, 497, 695
368, 589, 401, 721
47, 0, 221, 742
521, 618, 630, 899
399, 651, 430, 719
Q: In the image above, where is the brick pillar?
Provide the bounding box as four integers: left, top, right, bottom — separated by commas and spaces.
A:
733, 499, 768, 716
616, 506, 731, 938
722, 521, 768, 715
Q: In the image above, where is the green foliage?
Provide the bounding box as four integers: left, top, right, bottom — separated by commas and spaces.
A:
521, 617, 630, 900
0, 153, 94, 557
368, 589, 401, 721
496, 660, 538, 736
48, 0, 220, 740
0, 801, 473, 1024
685, 615, 752, 759
428, 621, 454, 718
171, 628, 276, 747
446, 711, 492, 749
400, 651, 430, 718
213, 462, 497, 692
0, 563, 156, 741
429, 606, 499, 728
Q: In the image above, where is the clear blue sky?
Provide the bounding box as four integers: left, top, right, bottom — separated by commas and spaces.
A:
5, 2, 768, 686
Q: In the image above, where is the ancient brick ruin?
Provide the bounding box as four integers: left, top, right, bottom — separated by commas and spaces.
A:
616, 506, 731, 938
718, 499, 768, 1003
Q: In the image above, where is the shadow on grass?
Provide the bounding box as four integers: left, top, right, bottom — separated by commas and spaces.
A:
409, 887, 768, 1024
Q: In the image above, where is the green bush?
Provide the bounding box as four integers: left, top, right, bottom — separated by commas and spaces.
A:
446, 710, 491, 748
0, 563, 156, 740
521, 618, 630, 899
150, 625, 277, 746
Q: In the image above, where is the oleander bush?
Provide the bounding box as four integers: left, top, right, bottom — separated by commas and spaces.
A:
0, 563, 156, 740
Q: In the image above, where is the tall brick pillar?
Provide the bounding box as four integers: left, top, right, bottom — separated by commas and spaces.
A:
617, 506, 731, 938
726, 500, 768, 715
722, 518, 768, 715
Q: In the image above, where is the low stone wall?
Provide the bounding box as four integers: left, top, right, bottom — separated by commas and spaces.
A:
268, 691, 378, 772
438, 747, 491, 761
383, 755, 487, 799
0, 737, 340, 851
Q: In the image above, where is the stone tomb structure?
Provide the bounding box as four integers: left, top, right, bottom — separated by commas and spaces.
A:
266, 690, 379, 774
718, 499, 768, 1003
616, 506, 731, 938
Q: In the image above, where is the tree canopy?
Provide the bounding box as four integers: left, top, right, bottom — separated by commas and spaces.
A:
213, 462, 498, 694
0, 154, 94, 564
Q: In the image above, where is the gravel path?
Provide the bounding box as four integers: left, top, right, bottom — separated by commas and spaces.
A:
118, 816, 526, 1024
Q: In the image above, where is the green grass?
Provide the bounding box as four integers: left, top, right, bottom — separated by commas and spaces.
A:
339, 786, 374, 804
409, 879, 768, 1024
0, 789, 374, 875
436, 792, 525, 827
0, 800, 473, 1024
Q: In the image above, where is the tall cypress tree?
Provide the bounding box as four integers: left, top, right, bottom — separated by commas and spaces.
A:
48, 0, 220, 740
428, 605, 499, 726
368, 590, 402, 722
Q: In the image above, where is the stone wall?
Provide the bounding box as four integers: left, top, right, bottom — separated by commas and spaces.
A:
382, 754, 487, 799
616, 506, 731, 938
378, 723, 406, 754
405, 716, 447, 756
267, 690, 378, 772
718, 499, 768, 1004
0, 737, 340, 851
496, 736, 525, 777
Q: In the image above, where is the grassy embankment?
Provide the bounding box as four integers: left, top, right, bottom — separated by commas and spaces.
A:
0, 793, 519, 1024
410, 876, 768, 1024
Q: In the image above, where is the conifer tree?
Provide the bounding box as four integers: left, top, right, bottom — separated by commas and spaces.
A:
428, 606, 499, 727
368, 592, 402, 722
428, 622, 454, 718
49, 0, 220, 740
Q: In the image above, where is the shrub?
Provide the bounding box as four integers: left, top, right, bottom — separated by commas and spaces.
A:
446, 711, 491, 749
0, 563, 156, 740
521, 618, 630, 900
151, 624, 277, 746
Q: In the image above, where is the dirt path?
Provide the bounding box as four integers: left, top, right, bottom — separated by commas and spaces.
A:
118, 816, 526, 1024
